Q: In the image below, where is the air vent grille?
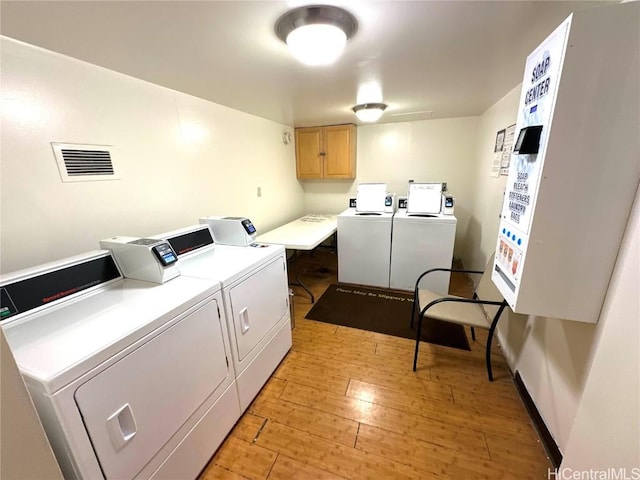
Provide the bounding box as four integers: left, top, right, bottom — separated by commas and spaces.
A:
61, 149, 114, 176
52, 143, 120, 182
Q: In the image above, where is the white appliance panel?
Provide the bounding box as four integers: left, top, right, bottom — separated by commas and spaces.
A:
74, 299, 229, 480
228, 255, 288, 362
407, 182, 442, 214
235, 319, 292, 412
151, 226, 292, 414
147, 384, 240, 480
390, 213, 457, 293
177, 244, 285, 288
356, 183, 387, 213
337, 210, 393, 288
1, 251, 240, 480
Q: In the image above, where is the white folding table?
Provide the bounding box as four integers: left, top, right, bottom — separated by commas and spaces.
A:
256, 214, 337, 302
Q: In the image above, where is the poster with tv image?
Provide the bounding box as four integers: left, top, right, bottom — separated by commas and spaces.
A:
500, 17, 571, 237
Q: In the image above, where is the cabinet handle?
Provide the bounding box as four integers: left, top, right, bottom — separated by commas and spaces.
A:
319, 152, 326, 156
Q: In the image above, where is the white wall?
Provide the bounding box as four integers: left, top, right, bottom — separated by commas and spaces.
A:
469, 78, 640, 465
561, 188, 639, 471
0, 37, 304, 273
303, 117, 479, 257
464, 84, 520, 270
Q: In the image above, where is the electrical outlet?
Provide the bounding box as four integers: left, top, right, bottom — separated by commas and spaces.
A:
257, 187, 262, 197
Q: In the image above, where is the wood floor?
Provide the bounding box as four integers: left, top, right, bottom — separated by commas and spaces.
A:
199, 250, 552, 479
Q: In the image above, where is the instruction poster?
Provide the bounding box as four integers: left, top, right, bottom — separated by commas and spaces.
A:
491, 124, 516, 177
500, 124, 516, 175
491, 129, 505, 177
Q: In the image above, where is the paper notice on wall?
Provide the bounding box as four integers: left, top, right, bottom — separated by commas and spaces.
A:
491, 128, 506, 177
500, 124, 516, 176
491, 152, 502, 177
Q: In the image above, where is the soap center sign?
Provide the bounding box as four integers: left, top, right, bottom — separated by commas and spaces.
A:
502, 20, 569, 233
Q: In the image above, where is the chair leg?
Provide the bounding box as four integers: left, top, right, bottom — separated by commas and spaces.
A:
485, 302, 507, 382
470, 326, 476, 341
485, 328, 494, 382
412, 312, 424, 372
410, 290, 417, 329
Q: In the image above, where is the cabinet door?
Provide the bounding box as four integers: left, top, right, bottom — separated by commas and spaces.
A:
295, 127, 323, 178
324, 124, 356, 179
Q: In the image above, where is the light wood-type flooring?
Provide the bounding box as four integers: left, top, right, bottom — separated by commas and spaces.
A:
200, 250, 552, 479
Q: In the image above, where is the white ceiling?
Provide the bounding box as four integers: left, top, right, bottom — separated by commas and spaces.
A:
0, 0, 612, 127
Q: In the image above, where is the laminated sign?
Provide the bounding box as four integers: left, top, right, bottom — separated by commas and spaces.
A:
500, 21, 570, 234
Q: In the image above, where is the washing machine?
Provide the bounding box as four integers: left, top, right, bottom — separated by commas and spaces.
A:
152, 223, 291, 412
0, 249, 240, 480
337, 198, 394, 288
390, 210, 457, 293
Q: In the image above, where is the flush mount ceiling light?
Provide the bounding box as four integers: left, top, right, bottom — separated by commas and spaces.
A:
352, 103, 388, 123
275, 5, 358, 66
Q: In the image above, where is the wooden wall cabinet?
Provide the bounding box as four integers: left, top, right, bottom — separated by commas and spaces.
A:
295, 124, 356, 179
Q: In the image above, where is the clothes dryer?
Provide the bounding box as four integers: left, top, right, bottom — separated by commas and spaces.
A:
0, 251, 239, 480
390, 211, 457, 293
152, 224, 291, 412
337, 208, 394, 288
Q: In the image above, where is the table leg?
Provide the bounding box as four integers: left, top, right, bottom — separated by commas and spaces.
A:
287, 250, 315, 303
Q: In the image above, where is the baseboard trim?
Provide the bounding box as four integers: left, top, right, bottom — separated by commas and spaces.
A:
513, 371, 563, 468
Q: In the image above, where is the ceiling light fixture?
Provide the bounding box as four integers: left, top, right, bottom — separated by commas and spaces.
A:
352, 103, 388, 123
275, 5, 358, 66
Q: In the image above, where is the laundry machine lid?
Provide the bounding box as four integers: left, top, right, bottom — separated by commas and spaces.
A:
174, 243, 285, 287
150, 224, 285, 287
394, 210, 456, 223
3, 275, 220, 393
338, 210, 394, 222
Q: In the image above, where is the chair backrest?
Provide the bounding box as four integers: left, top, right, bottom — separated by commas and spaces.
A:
474, 252, 504, 320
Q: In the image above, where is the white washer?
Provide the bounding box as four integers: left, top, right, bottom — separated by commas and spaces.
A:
152, 225, 291, 412
390, 211, 457, 293
0, 251, 239, 480
337, 208, 394, 288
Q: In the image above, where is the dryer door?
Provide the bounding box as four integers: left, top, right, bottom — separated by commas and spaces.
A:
228, 255, 288, 363
74, 298, 231, 480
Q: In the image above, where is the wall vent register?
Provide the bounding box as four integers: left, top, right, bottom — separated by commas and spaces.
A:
51, 142, 120, 182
